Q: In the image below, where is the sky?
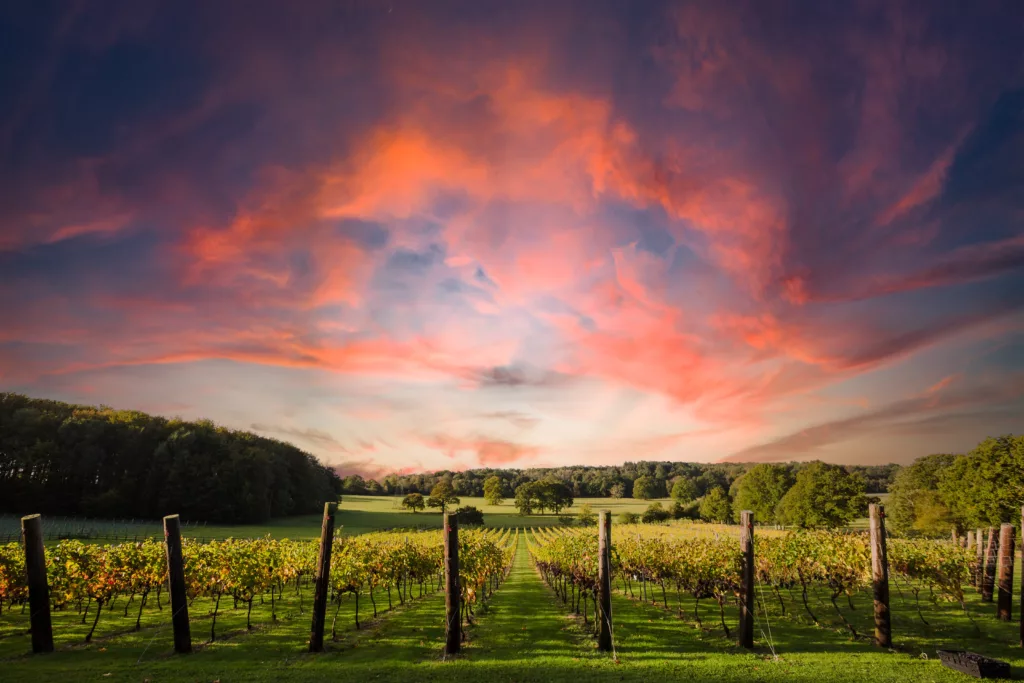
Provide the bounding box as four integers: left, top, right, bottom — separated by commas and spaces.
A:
1, 0, 1023, 478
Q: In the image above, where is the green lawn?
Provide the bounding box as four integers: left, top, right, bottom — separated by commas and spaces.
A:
4, 493, 893, 542
181, 496, 683, 540
3, 496, 680, 544
3, 528, 1022, 682
186, 491, 896, 538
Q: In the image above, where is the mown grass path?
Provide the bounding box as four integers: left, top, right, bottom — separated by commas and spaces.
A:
458, 529, 596, 664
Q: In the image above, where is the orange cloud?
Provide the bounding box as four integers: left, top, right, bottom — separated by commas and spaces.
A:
422, 433, 541, 467
875, 133, 965, 227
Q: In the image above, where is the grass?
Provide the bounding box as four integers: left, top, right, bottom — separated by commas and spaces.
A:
253, 495, 687, 538
2, 525, 1023, 682
4, 492, 891, 542
2, 496, 686, 542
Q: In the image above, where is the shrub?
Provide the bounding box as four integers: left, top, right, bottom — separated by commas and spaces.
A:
577, 503, 597, 526
671, 500, 699, 520
642, 502, 671, 524
454, 505, 484, 525
617, 511, 639, 525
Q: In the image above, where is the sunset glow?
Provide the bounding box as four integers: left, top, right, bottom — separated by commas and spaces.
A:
2, 1, 1022, 477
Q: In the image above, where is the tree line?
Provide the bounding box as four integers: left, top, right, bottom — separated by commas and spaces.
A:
341, 460, 899, 501
887, 434, 1023, 536
388, 436, 1020, 534
614, 434, 1022, 532
0, 393, 341, 524
397, 466, 870, 530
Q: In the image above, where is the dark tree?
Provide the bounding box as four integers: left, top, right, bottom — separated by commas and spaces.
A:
0, 393, 341, 523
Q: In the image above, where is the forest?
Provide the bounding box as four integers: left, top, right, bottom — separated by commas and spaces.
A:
340, 460, 900, 500
0, 393, 341, 524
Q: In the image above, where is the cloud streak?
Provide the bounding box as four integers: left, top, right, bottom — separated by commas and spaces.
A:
1, 1, 1022, 470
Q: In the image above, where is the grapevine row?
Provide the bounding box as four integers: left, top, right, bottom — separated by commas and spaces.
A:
0, 527, 517, 644
530, 525, 976, 639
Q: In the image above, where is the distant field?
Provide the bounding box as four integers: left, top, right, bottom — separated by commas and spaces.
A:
2, 492, 895, 543
4, 495, 667, 542
186, 495, 684, 539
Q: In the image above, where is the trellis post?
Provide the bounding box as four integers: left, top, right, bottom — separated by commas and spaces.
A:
997, 523, 1015, 621
21, 515, 54, 653
444, 512, 461, 656
309, 502, 337, 652
982, 527, 999, 603
738, 510, 755, 649
869, 504, 891, 648
976, 528, 985, 591
163, 514, 191, 654
597, 510, 613, 652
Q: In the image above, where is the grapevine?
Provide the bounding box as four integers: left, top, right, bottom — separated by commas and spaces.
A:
0, 528, 517, 645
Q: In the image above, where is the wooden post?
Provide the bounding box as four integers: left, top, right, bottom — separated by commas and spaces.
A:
997, 523, 1015, 621
869, 504, 891, 648
976, 528, 985, 591
952, 528, 958, 545
162, 514, 191, 654
738, 510, 755, 649
444, 512, 461, 656
597, 510, 613, 652
966, 532, 976, 585
1020, 506, 1023, 648
21, 515, 53, 654
309, 502, 337, 652
981, 527, 999, 602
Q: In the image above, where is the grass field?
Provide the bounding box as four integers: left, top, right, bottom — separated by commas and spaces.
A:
202, 495, 694, 538
5, 495, 1019, 682
1, 524, 1021, 683
3, 496, 687, 543
221, 491, 888, 537
3, 493, 893, 543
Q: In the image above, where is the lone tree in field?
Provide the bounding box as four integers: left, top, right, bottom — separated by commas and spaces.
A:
401, 492, 425, 513
514, 483, 535, 515
775, 461, 866, 528
730, 463, 793, 524
483, 475, 504, 505
426, 480, 460, 514
513, 480, 573, 515
699, 486, 732, 523
671, 477, 697, 504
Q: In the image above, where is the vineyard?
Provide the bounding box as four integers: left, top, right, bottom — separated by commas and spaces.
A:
528, 523, 983, 643
0, 513, 1022, 683
1, 527, 515, 647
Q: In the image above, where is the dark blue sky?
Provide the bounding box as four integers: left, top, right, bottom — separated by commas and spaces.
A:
2, 0, 1023, 474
